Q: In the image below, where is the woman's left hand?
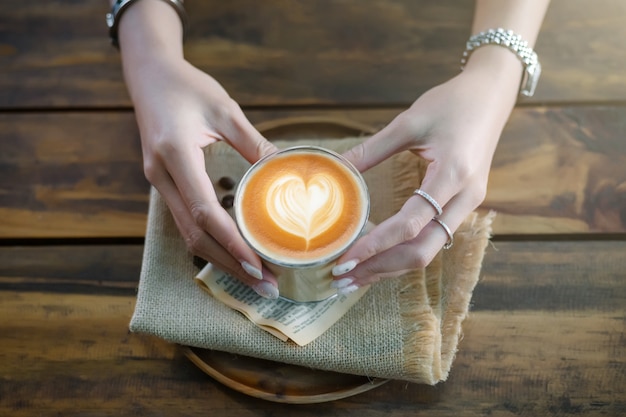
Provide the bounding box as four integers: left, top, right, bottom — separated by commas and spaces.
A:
331, 66, 517, 293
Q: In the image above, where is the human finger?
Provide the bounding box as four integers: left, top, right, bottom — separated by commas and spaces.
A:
218, 102, 278, 163
149, 141, 269, 283
331, 208, 466, 293
332, 179, 456, 276
332, 160, 485, 283
341, 115, 411, 172
153, 166, 279, 298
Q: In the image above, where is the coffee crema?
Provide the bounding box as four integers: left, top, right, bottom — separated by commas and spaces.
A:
235, 147, 369, 265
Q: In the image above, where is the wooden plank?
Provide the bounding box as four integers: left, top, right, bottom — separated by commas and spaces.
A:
1, 241, 624, 312
0, 319, 621, 417
1, 0, 625, 109
1, 240, 624, 415
487, 106, 626, 234
1, 106, 625, 238
0, 244, 143, 295
0, 112, 150, 238
475, 240, 626, 311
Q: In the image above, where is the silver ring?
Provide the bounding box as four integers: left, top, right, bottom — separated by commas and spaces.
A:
431, 217, 454, 250
413, 189, 443, 216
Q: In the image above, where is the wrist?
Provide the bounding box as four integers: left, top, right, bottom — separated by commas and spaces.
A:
461, 27, 542, 97
117, 0, 185, 66
116, 0, 187, 104
457, 48, 522, 127
462, 46, 523, 93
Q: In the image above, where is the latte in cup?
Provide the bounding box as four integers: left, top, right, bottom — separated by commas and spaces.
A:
234, 146, 370, 302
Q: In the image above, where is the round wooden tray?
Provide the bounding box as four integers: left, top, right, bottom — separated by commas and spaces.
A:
183, 347, 388, 404
183, 116, 388, 404
254, 115, 377, 140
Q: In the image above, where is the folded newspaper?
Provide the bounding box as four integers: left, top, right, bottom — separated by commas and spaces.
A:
195, 264, 369, 346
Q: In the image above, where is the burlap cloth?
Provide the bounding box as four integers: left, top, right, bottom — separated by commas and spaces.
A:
129, 138, 494, 385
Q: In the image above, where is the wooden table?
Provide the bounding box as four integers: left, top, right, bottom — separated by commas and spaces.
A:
1, 1, 625, 415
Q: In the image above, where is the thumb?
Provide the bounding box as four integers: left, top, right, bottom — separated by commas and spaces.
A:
342, 116, 409, 172
223, 107, 279, 163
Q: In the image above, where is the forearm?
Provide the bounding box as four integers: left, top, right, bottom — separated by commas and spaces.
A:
112, 0, 185, 102
472, 0, 550, 44
462, 0, 550, 119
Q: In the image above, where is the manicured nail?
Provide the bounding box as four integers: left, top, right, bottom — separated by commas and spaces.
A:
252, 281, 279, 300
241, 261, 263, 280
332, 259, 358, 276
337, 284, 359, 296
331, 277, 354, 289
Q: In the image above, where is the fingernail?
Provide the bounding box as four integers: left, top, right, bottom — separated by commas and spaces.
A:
241, 261, 263, 280
252, 281, 279, 300
332, 259, 358, 276
337, 284, 360, 296
331, 277, 354, 289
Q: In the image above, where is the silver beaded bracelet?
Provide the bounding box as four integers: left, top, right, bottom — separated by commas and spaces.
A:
460, 28, 541, 97
106, 0, 188, 47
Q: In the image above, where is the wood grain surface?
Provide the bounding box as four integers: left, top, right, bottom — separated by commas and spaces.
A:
1, 241, 624, 416
1, 0, 625, 415
1, 0, 625, 109
2, 106, 625, 238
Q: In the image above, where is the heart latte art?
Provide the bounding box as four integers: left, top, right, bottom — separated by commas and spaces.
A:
236, 148, 368, 264
266, 173, 343, 248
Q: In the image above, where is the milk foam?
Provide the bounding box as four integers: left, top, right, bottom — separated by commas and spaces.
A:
235, 146, 370, 265
265, 173, 343, 249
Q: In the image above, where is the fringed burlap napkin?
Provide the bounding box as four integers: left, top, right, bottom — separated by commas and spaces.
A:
130, 138, 494, 384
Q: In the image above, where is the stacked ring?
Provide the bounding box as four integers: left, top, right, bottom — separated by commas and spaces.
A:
431, 217, 454, 250
413, 189, 443, 216
412, 189, 453, 250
